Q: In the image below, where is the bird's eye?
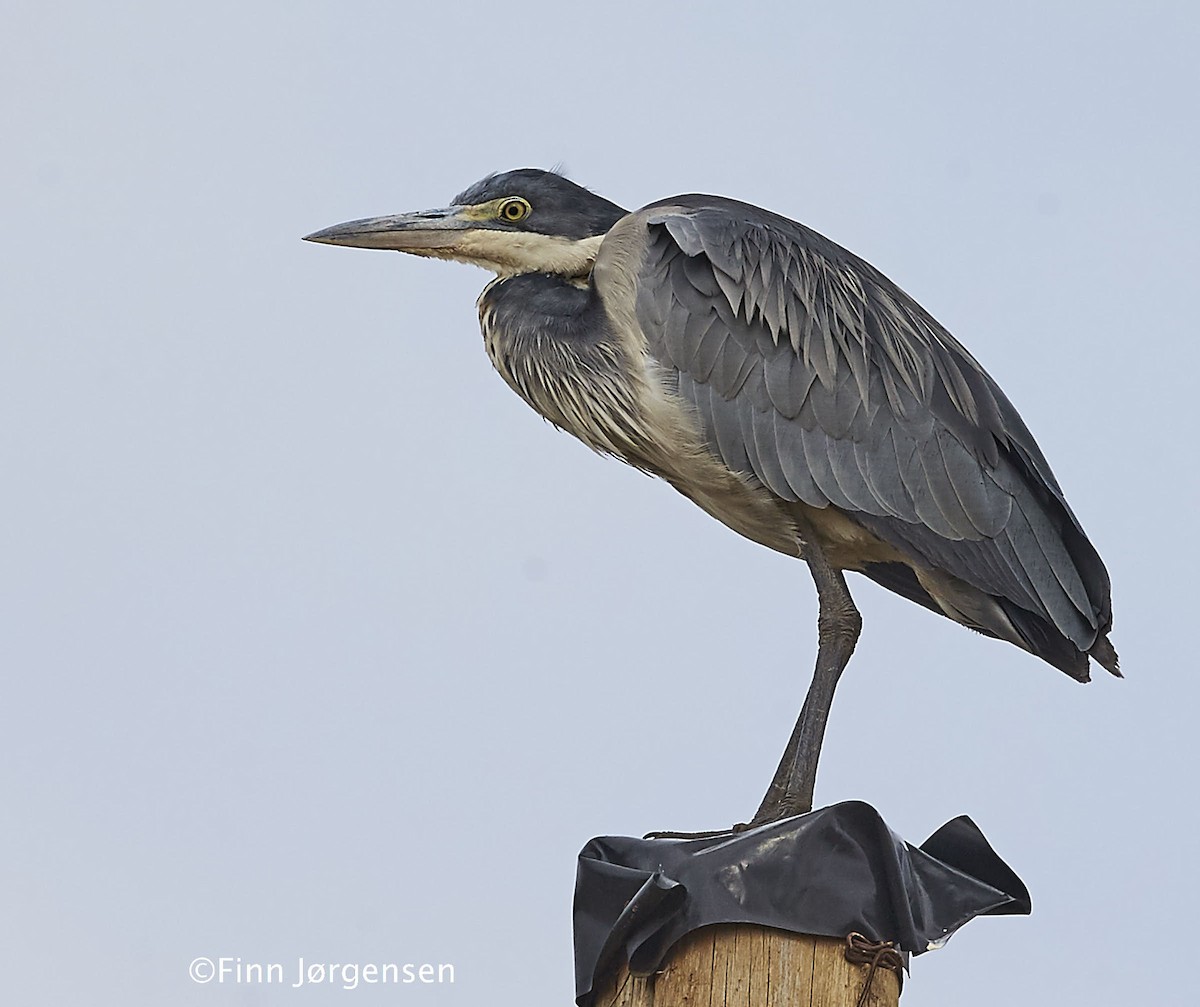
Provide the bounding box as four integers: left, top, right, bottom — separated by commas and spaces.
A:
498, 197, 531, 223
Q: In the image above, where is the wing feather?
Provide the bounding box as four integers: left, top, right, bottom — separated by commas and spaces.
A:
617, 196, 1114, 671
773, 411, 826, 506
799, 425, 856, 511
763, 345, 817, 418
855, 429, 915, 520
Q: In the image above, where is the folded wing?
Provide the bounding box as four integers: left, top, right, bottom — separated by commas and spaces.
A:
620, 196, 1116, 679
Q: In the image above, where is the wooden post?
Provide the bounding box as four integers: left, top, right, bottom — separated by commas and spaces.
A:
588, 924, 900, 1007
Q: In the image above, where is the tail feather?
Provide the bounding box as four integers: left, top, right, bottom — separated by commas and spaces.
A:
995, 598, 1090, 682
860, 561, 1118, 683
1089, 634, 1122, 678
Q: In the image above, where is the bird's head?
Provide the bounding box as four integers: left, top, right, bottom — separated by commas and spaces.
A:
304, 169, 628, 278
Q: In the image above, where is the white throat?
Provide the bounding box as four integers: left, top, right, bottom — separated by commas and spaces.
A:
450, 231, 606, 278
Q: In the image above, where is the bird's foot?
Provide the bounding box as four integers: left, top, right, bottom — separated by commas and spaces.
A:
743, 799, 811, 831
642, 823, 754, 840
642, 798, 817, 839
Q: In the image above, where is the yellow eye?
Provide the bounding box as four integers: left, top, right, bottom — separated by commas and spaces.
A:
498, 197, 531, 223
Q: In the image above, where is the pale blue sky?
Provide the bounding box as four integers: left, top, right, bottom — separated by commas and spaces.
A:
3, 2, 1197, 1004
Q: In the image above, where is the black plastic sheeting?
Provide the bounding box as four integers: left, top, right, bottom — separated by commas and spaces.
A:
574, 801, 1030, 1004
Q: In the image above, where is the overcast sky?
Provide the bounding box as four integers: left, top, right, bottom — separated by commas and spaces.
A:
3, 2, 1198, 1004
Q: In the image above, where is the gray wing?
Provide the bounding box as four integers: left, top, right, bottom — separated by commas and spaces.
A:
625, 195, 1114, 676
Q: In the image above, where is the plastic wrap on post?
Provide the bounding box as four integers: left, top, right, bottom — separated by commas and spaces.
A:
573, 801, 1030, 1004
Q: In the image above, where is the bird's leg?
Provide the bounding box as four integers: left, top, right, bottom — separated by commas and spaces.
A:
748, 535, 861, 826
644, 534, 860, 841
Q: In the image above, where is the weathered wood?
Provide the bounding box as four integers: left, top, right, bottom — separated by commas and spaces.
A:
590, 924, 899, 1007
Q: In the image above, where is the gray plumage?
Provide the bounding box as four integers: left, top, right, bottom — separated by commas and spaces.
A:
629, 195, 1115, 680
306, 169, 1119, 823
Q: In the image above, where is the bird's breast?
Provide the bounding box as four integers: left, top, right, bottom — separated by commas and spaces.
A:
477, 274, 656, 460
477, 272, 896, 565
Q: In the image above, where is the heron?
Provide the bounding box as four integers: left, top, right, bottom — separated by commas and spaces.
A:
305, 169, 1119, 827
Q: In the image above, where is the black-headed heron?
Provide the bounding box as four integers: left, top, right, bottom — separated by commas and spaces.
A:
306, 169, 1119, 827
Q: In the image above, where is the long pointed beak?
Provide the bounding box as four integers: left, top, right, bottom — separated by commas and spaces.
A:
303, 207, 476, 251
